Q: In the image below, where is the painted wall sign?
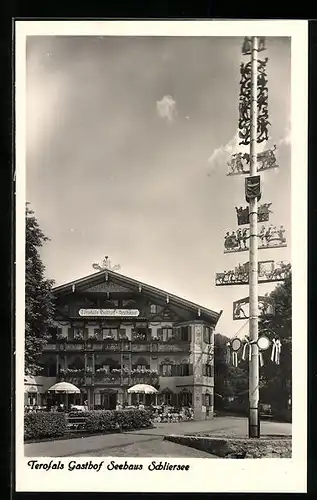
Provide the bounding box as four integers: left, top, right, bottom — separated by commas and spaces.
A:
78, 308, 140, 317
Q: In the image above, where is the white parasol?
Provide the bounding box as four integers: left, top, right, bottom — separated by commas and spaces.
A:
48, 382, 80, 394
127, 384, 158, 394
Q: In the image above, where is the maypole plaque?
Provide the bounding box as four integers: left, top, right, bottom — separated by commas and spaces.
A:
215, 260, 291, 286
224, 224, 287, 253
227, 146, 278, 176
235, 203, 272, 225
233, 296, 275, 320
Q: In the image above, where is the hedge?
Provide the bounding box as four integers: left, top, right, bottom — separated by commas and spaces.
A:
24, 409, 153, 441
84, 409, 153, 433
24, 412, 67, 441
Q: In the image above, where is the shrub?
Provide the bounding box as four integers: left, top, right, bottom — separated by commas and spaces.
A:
84, 409, 152, 433
84, 410, 118, 433
24, 412, 67, 441
24, 409, 153, 441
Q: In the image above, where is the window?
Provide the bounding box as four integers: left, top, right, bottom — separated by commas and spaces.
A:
72, 327, 87, 340
118, 329, 127, 339
162, 391, 172, 405
133, 328, 148, 340
94, 393, 101, 406
180, 326, 190, 341
162, 327, 173, 341
203, 364, 214, 377
179, 390, 192, 407
179, 363, 190, 376
204, 393, 212, 407
161, 364, 172, 377
160, 363, 192, 377
132, 364, 150, 371
150, 304, 157, 314
27, 393, 38, 406
203, 326, 213, 344
102, 328, 118, 340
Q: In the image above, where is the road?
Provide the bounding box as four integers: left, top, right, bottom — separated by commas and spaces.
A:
24, 416, 291, 458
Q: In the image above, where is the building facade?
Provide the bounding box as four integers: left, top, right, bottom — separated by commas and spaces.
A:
40, 269, 222, 420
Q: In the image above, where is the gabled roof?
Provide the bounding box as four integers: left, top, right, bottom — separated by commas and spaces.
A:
53, 269, 222, 325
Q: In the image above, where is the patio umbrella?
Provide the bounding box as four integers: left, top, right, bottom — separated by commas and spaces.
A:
127, 384, 158, 406
48, 382, 80, 394
127, 384, 158, 394
48, 382, 80, 409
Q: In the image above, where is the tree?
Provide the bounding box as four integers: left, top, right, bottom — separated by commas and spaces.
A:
214, 333, 248, 411
214, 272, 292, 419
25, 203, 55, 375
259, 272, 292, 417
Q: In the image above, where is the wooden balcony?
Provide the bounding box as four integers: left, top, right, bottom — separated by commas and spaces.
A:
58, 370, 159, 388
44, 339, 190, 354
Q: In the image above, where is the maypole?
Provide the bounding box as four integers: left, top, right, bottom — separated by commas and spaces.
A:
215, 36, 291, 439
248, 36, 260, 438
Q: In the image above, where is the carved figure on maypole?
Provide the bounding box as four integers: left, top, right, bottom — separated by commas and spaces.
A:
215, 260, 291, 286
242, 37, 266, 55
238, 56, 270, 145
224, 222, 287, 253
227, 145, 278, 175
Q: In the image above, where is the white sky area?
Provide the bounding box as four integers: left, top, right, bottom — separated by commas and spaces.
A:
26, 36, 291, 338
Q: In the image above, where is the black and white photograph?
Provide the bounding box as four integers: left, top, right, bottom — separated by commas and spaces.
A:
15, 20, 307, 493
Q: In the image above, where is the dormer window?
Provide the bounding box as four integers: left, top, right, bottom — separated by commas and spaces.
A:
150, 304, 157, 314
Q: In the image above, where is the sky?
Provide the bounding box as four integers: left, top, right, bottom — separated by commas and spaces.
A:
25, 35, 291, 338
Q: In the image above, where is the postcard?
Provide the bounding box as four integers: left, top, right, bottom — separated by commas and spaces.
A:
15, 19, 307, 493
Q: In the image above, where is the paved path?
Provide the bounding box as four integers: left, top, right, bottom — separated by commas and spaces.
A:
24, 416, 291, 458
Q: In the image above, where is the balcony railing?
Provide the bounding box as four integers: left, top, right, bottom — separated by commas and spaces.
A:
43, 339, 190, 353
58, 369, 159, 387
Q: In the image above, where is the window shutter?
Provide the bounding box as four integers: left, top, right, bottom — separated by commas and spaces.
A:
157, 328, 163, 340
204, 327, 209, 343
159, 364, 164, 376
186, 326, 190, 341
189, 363, 193, 375
172, 327, 179, 340
147, 328, 152, 339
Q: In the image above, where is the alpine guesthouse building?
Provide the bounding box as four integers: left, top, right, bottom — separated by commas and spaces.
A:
36, 269, 222, 420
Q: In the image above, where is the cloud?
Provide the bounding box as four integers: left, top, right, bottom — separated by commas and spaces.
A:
207, 129, 268, 173
156, 95, 177, 123
207, 131, 239, 172
278, 125, 291, 146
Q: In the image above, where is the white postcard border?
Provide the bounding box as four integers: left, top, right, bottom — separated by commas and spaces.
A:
15, 19, 308, 493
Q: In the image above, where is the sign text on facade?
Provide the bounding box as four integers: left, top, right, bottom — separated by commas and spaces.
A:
78, 309, 140, 317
